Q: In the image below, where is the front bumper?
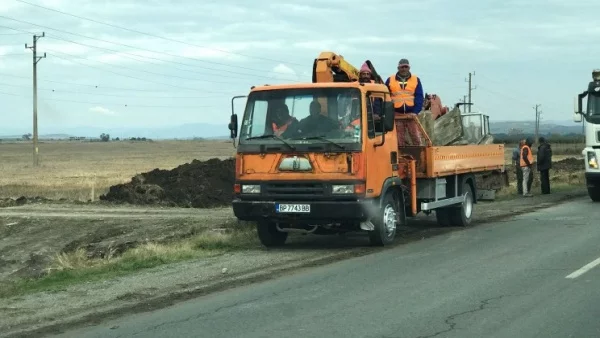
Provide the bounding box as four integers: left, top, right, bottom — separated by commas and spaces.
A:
232, 198, 373, 223
585, 172, 600, 187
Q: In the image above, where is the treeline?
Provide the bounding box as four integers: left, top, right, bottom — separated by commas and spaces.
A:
493, 133, 584, 144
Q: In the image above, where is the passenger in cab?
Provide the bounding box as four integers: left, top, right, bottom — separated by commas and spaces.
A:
297, 100, 338, 136
271, 103, 299, 137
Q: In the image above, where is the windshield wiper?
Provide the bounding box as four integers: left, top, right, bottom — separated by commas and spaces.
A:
245, 134, 296, 150
292, 135, 345, 150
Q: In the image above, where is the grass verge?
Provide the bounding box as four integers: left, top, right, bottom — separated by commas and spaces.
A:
0, 226, 258, 298
495, 181, 584, 201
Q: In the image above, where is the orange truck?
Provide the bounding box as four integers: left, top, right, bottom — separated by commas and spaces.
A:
227, 52, 505, 247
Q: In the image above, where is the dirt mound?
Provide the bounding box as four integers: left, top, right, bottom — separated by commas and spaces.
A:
99, 157, 235, 208
551, 157, 585, 171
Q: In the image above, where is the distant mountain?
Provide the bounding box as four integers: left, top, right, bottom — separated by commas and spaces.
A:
0, 123, 230, 140
489, 120, 583, 135
0, 119, 584, 140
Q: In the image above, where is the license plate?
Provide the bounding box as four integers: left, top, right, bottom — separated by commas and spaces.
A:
276, 203, 310, 213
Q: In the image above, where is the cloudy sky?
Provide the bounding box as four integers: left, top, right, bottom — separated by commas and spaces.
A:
0, 0, 597, 133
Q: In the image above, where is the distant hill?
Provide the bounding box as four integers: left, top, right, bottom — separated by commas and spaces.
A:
0, 119, 584, 140
0, 123, 230, 140
489, 120, 583, 135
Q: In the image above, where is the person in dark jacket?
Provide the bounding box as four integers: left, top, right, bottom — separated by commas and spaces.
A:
537, 137, 552, 194
512, 139, 525, 195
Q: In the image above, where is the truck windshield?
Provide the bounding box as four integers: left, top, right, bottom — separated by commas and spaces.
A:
239, 87, 363, 145
588, 93, 600, 116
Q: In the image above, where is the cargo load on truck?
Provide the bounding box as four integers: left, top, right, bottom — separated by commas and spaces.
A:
227, 51, 506, 247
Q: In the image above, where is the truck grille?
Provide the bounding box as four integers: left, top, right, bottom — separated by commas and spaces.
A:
264, 182, 326, 199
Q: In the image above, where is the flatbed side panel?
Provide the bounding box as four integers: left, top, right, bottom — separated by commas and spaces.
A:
428, 144, 505, 177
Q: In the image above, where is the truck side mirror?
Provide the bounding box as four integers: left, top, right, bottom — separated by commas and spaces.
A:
228, 114, 238, 139
574, 96, 583, 122
383, 101, 395, 131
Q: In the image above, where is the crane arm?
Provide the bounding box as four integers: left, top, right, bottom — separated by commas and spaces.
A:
312, 52, 359, 83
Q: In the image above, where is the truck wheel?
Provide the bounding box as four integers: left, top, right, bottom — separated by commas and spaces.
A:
448, 180, 474, 227
256, 220, 288, 247
369, 192, 398, 246
589, 187, 600, 202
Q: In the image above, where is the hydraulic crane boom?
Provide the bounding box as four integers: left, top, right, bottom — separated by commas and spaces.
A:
312, 51, 359, 83
311, 51, 384, 84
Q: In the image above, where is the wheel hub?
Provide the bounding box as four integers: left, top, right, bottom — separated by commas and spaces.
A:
383, 204, 396, 236
464, 191, 473, 218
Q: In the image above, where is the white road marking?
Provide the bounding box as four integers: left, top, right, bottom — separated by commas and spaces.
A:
566, 256, 600, 279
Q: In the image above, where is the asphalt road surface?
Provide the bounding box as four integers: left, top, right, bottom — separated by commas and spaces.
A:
56, 197, 600, 338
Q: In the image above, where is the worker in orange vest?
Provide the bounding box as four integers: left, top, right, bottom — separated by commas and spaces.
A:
520, 137, 535, 197
385, 59, 424, 146
271, 104, 299, 137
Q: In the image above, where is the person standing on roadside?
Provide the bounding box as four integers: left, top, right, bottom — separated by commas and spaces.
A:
537, 137, 552, 194
512, 139, 525, 195
520, 137, 535, 197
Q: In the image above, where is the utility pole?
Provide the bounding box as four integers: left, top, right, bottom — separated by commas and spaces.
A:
465, 72, 476, 113
25, 32, 46, 167
534, 104, 542, 144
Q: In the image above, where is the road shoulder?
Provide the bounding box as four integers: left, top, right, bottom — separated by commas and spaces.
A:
0, 187, 587, 338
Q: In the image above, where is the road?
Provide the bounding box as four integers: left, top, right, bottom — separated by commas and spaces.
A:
54, 197, 600, 338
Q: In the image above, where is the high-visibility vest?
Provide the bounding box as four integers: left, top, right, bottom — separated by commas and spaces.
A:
345, 118, 360, 131
520, 145, 533, 167
388, 74, 418, 109
272, 120, 292, 136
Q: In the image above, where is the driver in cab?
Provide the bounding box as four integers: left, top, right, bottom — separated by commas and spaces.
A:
297, 100, 339, 136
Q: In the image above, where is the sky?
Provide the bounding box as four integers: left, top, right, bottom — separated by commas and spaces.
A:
0, 0, 598, 135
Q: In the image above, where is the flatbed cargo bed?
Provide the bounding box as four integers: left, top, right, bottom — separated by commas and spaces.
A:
395, 115, 505, 178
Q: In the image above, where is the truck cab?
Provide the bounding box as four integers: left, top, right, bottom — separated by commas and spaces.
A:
574, 71, 600, 202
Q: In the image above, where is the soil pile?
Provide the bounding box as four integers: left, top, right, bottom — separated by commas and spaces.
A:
99, 157, 235, 208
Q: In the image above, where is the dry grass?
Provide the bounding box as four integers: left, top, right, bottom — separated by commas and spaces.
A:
0, 140, 584, 201
1, 227, 258, 297
0, 140, 235, 200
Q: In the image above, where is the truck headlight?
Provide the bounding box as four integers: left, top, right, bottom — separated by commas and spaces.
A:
242, 184, 260, 194
332, 184, 354, 194
588, 152, 598, 169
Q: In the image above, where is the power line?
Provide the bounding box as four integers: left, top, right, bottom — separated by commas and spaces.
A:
0, 53, 28, 57
0, 81, 233, 99
0, 71, 222, 93
44, 50, 236, 94
0, 15, 300, 75
0, 24, 303, 83
14, 0, 304, 66
0, 89, 217, 108
45, 48, 251, 86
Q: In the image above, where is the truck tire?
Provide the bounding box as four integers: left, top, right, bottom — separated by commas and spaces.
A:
435, 208, 452, 227
369, 191, 398, 246
589, 187, 600, 202
448, 180, 474, 227
256, 220, 288, 247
